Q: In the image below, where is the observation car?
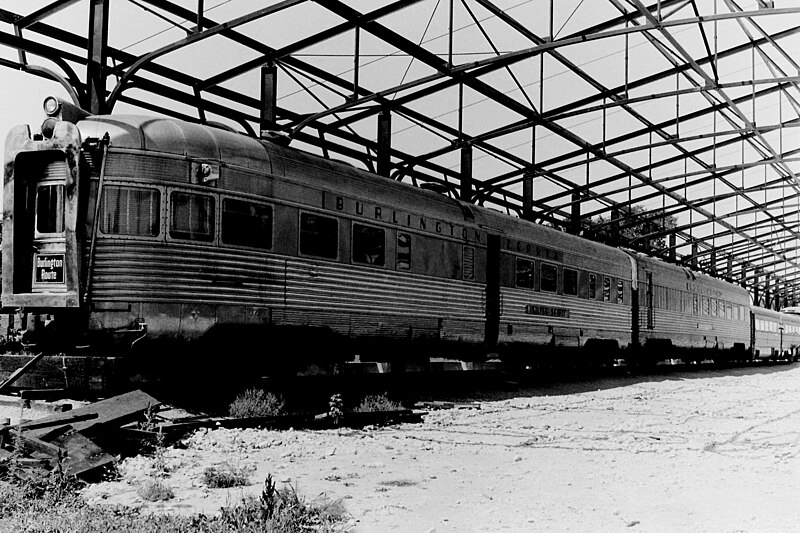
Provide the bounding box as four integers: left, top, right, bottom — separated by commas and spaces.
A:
1, 97, 796, 375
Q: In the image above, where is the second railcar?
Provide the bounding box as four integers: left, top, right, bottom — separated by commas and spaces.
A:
633, 253, 751, 362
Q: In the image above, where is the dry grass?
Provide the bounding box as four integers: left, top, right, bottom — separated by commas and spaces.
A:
229, 389, 285, 418
0, 465, 351, 533
203, 462, 251, 488
378, 479, 417, 487
137, 478, 174, 502
353, 393, 403, 413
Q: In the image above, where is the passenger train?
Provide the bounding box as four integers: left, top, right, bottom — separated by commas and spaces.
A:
2, 97, 798, 377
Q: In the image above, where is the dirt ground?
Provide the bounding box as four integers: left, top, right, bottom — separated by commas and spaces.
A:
9, 363, 800, 532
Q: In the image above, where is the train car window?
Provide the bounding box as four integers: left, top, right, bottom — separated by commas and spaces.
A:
588, 273, 597, 299
170, 192, 215, 241
463, 246, 475, 281
36, 184, 65, 234
701, 297, 709, 315
221, 199, 272, 249
564, 269, 578, 296
673, 288, 682, 311
541, 263, 557, 292
603, 276, 611, 302
299, 213, 338, 259
101, 186, 160, 237
693, 294, 699, 315
616, 280, 624, 304
397, 233, 411, 270
516, 259, 535, 289
352, 223, 385, 266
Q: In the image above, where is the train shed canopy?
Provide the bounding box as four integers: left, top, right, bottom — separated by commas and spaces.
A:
2, 0, 800, 306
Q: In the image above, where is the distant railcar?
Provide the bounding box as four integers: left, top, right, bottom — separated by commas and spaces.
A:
0, 98, 795, 375
781, 312, 800, 361
751, 306, 800, 361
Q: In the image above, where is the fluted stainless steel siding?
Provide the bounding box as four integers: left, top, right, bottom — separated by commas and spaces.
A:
500, 288, 631, 339
641, 309, 749, 349
90, 241, 485, 321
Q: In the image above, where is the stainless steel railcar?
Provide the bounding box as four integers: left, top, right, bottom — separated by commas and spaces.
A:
751, 306, 800, 361
632, 253, 752, 362
0, 98, 790, 373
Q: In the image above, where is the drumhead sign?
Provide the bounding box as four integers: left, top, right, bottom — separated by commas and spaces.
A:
35, 254, 65, 283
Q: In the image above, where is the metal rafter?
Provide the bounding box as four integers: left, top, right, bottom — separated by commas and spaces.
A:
2, 0, 800, 303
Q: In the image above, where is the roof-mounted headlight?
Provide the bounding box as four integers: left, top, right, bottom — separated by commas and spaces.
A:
43, 96, 61, 117
41, 95, 92, 124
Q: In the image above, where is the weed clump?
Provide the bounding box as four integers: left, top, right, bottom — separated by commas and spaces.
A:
220, 474, 348, 532
328, 394, 344, 424
229, 389, 285, 418
203, 463, 250, 489
137, 479, 174, 502
353, 393, 403, 413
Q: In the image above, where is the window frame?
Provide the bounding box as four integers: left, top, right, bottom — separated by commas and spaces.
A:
220, 195, 274, 250
563, 268, 578, 296
167, 188, 217, 244
540, 262, 558, 293
98, 183, 164, 240
298, 211, 340, 260
515, 258, 536, 290
34, 182, 66, 237
396, 232, 412, 271
351, 222, 386, 267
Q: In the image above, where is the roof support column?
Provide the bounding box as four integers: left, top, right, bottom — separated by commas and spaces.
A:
691, 241, 698, 269
754, 272, 760, 306
461, 144, 473, 202
260, 62, 278, 134
568, 190, 580, 235
86, 0, 109, 114
522, 171, 534, 221
669, 234, 676, 262
710, 249, 717, 275
377, 106, 391, 177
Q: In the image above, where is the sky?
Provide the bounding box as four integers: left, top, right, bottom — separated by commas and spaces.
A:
0, 71, 72, 141
1, 1, 797, 222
